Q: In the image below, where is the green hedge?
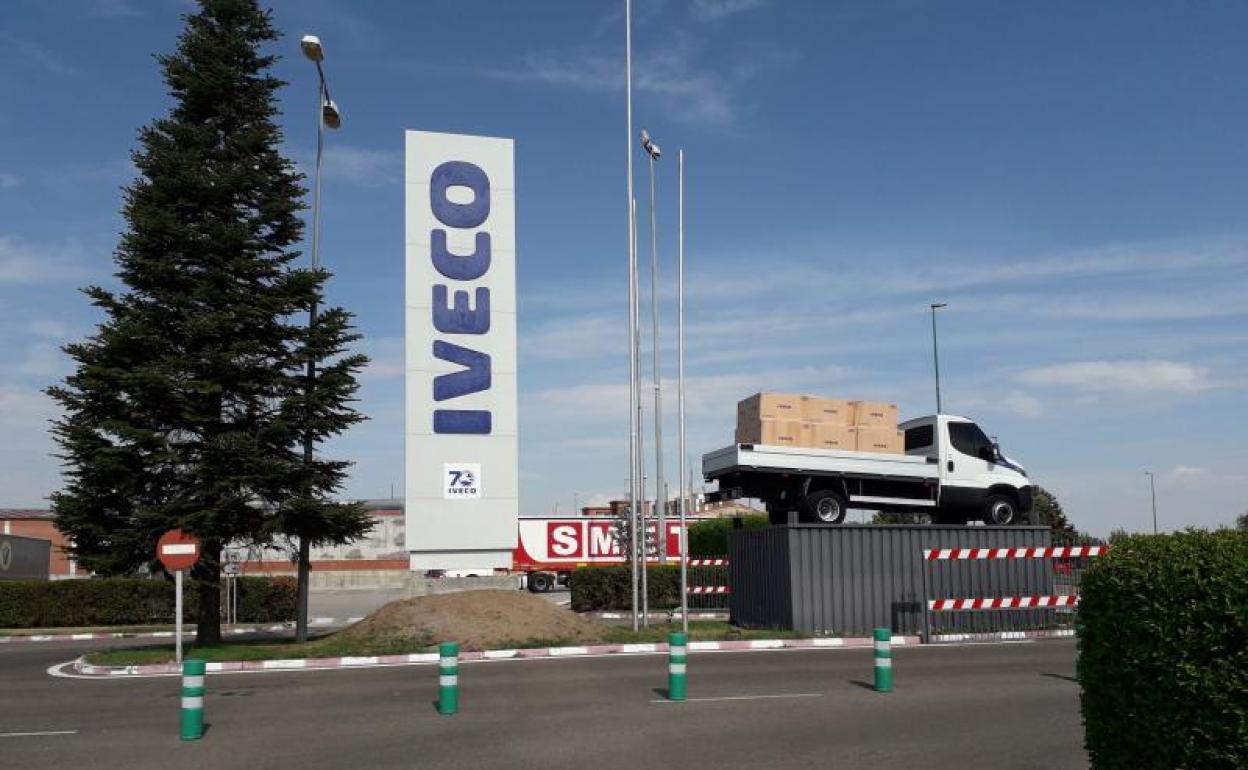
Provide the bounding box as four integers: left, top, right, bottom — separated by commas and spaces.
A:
687, 514, 768, 556
569, 566, 682, 611
1078, 529, 1247, 768
0, 576, 296, 628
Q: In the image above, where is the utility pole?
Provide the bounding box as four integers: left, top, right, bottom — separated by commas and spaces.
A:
1145, 471, 1158, 534
930, 303, 947, 414
624, 0, 640, 632
677, 148, 689, 633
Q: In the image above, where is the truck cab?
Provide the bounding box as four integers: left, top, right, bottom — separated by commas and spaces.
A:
901, 414, 1033, 525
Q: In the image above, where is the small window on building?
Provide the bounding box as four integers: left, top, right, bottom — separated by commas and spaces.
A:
904, 424, 934, 452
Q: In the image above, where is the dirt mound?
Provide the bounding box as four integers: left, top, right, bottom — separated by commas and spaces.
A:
338, 590, 605, 651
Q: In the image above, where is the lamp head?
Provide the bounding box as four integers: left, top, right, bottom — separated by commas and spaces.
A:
300, 34, 325, 62
322, 99, 342, 129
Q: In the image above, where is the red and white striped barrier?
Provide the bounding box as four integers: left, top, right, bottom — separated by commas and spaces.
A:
923, 546, 1106, 560
687, 586, 729, 595
686, 558, 729, 567
928, 595, 1078, 611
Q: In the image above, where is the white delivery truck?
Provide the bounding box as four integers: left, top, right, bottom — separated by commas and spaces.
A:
703, 413, 1034, 526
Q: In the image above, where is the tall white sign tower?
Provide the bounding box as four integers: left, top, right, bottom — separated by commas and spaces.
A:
405, 130, 517, 569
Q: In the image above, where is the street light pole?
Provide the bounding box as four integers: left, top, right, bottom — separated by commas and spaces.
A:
1145, 471, 1158, 534
640, 129, 665, 564
930, 303, 947, 414
296, 34, 340, 644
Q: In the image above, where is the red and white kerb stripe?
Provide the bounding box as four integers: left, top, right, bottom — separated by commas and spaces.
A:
928, 595, 1079, 611
687, 586, 730, 595
686, 559, 729, 567
923, 546, 1106, 560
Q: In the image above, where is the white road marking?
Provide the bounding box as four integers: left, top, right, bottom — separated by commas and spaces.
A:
0, 730, 78, 738
651, 693, 822, 703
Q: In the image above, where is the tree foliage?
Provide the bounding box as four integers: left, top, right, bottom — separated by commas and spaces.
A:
48, 0, 368, 644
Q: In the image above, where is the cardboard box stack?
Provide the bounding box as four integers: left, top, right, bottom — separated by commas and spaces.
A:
735, 393, 902, 454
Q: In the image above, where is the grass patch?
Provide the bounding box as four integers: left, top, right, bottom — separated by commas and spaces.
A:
84, 621, 807, 666
600, 621, 805, 644
85, 630, 433, 666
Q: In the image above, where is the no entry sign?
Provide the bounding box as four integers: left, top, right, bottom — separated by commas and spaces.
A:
157, 529, 201, 572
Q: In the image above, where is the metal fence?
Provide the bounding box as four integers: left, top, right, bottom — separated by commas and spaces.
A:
684, 558, 730, 612
921, 545, 1103, 640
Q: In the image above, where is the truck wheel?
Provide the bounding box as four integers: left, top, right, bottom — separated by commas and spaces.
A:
765, 501, 790, 525
528, 572, 554, 593
802, 490, 848, 524
983, 494, 1019, 526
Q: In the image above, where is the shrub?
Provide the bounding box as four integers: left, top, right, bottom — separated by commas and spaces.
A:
569, 565, 681, 611
1078, 529, 1247, 769
687, 514, 768, 556
0, 576, 297, 628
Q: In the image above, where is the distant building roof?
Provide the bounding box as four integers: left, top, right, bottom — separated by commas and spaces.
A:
359, 499, 403, 513
0, 509, 55, 520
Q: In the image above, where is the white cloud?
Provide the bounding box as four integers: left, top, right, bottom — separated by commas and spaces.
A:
0, 385, 61, 507
1002, 392, 1044, 418
2, 35, 77, 76
1163, 465, 1213, 484
482, 35, 792, 127
1014, 360, 1214, 395
29, 320, 71, 339
526, 365, 852, 425
0, 236, 87, 284
0, 173, 19, 188
356, 335, 404, 381
18, 343, 68, 378
84, 0, 143, 17
321, 146, 402, 187
691, 0, 767, 22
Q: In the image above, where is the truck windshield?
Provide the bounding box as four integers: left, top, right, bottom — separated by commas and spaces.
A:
948, 421, 993, 458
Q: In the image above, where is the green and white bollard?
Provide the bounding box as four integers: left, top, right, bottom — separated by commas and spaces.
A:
873, 628, 892, 693
438, 642, 459, 715
180, 658, 206, 741
668, 632, 688, 701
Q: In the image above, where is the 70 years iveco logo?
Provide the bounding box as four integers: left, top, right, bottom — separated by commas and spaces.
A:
443, 463, 482, 499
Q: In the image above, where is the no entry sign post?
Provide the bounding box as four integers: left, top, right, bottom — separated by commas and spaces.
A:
157, 530, 202, 664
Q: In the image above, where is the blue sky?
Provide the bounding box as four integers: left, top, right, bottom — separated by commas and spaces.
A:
1, 0, 1246, 536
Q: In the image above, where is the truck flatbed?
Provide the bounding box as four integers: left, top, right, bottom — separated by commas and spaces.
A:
703, 443, 939, 481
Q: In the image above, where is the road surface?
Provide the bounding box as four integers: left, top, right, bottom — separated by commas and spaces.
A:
2, 637, 1086, 769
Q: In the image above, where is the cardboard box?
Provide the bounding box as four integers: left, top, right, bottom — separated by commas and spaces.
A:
853, 426, 903, 454
850, 401, 899, 427
803, 397, 853, 424
736, 418, 807, 447
812, 423, 855, 450
737, 393, 805, 423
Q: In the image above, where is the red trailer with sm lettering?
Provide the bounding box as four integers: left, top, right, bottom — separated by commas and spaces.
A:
512, 516, 686, 593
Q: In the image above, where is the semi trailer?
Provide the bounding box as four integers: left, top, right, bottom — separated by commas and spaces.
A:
512, 516, 684, 592
703, 413, 1034, 526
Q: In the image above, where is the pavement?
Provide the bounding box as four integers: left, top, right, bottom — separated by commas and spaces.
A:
1, 636, 1086, 769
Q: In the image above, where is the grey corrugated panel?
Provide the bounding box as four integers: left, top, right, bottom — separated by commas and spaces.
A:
729, 525, 1052, 636
0, 533, 52, 581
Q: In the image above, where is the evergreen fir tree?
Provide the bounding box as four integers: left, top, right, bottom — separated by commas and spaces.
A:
1033, 486, 1078, 542
49, 0, 368, 644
